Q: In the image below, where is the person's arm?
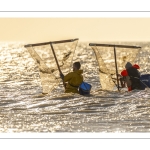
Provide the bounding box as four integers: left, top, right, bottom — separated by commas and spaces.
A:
64, 73, 72, 82
60, 73, 64, 80
121, 70, 128, 76
121, 70, 131, 91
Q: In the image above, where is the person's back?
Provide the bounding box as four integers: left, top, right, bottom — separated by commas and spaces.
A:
120, 62, 141, 91
64, 69, 83, 93
60, 62, 83, 94
127, 66, 141, 90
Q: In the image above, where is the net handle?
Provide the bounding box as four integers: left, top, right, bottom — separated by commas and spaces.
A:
114, 46, 120, 91
50, 43, 62, 74
50, 43, 66, 89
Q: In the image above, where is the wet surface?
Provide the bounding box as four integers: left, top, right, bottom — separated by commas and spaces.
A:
0, 42, 150, 132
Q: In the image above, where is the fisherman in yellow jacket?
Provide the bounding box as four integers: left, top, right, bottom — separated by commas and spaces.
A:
60, 62, 83, 94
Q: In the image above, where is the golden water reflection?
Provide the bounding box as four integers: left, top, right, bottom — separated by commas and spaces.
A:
0, 42, 150, 132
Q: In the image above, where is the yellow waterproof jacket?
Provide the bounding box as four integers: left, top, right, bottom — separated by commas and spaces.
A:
64, 70, 83, 94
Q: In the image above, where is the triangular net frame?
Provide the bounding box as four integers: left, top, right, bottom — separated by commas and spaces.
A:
89, 43, 141, 91
24, 38, 78, 94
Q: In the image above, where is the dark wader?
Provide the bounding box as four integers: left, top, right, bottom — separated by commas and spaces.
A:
127, 67, 141, 90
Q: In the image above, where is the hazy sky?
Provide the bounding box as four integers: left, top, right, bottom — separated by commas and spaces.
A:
0, 18, 150, 43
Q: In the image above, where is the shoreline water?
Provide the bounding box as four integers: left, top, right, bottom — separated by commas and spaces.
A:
0, 42, 150, 132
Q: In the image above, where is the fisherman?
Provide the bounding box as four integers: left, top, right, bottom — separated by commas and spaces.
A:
60, 62, 83, 94
119, 62, 141, 91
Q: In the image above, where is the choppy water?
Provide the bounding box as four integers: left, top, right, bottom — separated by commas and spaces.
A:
0, 42, 150, 132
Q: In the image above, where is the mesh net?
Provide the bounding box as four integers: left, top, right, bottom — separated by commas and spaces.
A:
25, 40, 78, 94
91, 45, 140, 91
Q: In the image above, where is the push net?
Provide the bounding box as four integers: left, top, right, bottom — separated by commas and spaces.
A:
90, 43, 141, 91
24, 39, 78, 94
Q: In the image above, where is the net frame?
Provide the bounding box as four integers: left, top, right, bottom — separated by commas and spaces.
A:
89, 43, 141, 91
24, 38, 78, 93
24, 38, 79, 48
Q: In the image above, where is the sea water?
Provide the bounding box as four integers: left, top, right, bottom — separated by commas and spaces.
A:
0, 42, 150, 132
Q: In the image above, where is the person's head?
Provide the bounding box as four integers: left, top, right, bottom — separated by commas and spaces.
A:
73, 62, 81, 71
125, 62, 132, 69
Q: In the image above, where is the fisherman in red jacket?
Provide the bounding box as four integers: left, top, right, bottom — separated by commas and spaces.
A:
119, 62, 141, 91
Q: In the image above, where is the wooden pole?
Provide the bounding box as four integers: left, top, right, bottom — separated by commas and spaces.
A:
89, 43, 141, 49
24, 38, 78, 48
50, 43, 66, 89
114, 46, 120, 91
50, 43, 62, 74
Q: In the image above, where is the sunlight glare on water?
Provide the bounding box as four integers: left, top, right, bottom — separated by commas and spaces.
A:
0, 42, 150, 132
